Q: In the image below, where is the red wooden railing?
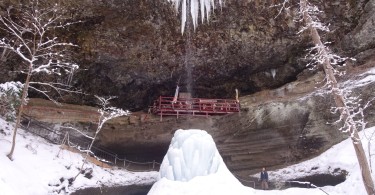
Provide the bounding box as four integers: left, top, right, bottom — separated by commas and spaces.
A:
151, 96, 240, 121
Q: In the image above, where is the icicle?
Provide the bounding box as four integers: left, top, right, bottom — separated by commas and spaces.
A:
204, 0, 211, 21
210, 0, 215, 11
172, 86, 180, 103
175, 0, 181, 14
191, 0, 199, 30
271, 69, 277, 79
168, 0, 222, 34
200, 0, 205, 23
181, 0, 187, 34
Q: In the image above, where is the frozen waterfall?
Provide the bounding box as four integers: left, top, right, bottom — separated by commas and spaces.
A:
159, 129, 220, 181
149, 129, 255, 195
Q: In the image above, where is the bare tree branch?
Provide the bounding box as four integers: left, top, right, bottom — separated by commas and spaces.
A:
0, 0, 80, 160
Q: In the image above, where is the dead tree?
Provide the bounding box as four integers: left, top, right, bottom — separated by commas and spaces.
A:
299, 0, 375, 194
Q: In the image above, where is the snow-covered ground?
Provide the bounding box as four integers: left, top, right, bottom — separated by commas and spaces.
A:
0, 118, 158, 194
1, 118, 375, 195
268, 125, 375, 195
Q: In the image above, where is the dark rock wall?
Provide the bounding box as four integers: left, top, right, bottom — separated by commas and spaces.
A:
71, 0, 374, 110
1, 0, 373, 110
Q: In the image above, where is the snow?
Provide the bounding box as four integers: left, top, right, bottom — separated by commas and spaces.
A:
0, 81, 23, 94
0, 118, 157, 194
2, 119, 375, 195
268, 126, 375, 195
149, 127, 375, 195
343, 68, 375, 88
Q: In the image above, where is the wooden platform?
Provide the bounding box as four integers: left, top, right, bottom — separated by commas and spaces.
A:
151, 96, 240, 121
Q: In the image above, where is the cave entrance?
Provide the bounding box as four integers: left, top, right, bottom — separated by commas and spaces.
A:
286, 172, 347, 188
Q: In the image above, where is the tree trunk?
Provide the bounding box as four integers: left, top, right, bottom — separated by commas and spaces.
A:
300, 0, 375, 194
7, 63, 32, 160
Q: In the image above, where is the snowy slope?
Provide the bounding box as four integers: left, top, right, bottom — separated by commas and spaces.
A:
0, 118, 157, 195
268, 126, 375, 195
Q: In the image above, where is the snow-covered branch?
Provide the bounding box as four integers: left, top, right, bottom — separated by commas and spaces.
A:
304, 44, 350, 73
95, 95, 131, 132
330, 90, 372, 140
28, 81, 82, 101
0, 2, 79, 76
72, 95, 130, 182
272, 0, 291, 19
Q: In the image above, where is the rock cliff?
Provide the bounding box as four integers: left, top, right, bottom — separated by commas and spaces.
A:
22, 64, 375, 177
1, 0, 374, 110
2, 0, 375, 179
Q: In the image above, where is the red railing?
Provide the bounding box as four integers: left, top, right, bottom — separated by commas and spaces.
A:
151, 96, 240, 120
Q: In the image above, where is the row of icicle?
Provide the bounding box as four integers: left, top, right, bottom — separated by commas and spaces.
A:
168, 0, 223, 34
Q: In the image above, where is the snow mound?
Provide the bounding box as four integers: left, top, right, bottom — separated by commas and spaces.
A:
149, 129, 255, 195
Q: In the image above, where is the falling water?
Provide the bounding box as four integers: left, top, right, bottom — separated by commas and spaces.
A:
184, 0, 194, 97
169, 0, 221, 98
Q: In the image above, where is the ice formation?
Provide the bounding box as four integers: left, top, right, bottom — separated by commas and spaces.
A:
149, 129, 254, 195
271, 69, 277, 79
167, 0, 223, 34
159, 129, 221, 181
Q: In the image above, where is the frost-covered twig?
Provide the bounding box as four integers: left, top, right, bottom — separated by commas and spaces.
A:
272, 0, 290, 19
61, 126, 94, 140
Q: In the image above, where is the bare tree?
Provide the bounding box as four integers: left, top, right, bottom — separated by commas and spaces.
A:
275, 0, 375, 193
73, 96, 130, 181
0, 1, 79, 160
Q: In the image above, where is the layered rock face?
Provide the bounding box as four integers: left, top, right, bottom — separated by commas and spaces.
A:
3, 0, 375, 179
22, 65, 375, 178
1, 0, 373, 110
